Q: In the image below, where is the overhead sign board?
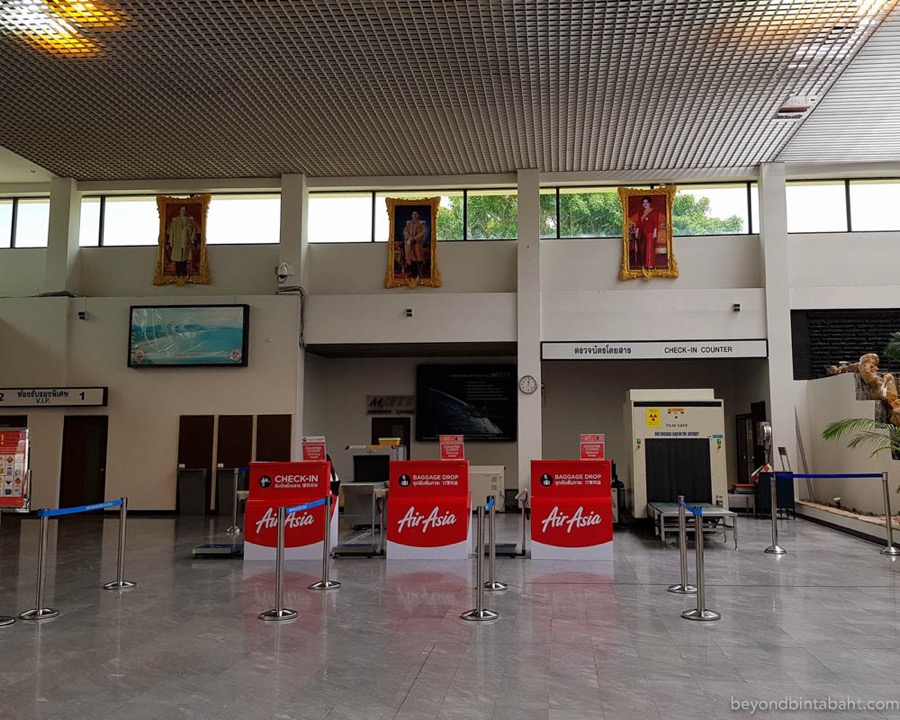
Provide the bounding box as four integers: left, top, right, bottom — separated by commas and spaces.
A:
0, 387, 108, 408
542, 340, 767, 360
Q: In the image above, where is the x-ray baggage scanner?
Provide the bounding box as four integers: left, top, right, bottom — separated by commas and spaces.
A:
624, 389, 727, 519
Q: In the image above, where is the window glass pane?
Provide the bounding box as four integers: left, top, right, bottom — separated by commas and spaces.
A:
749, 183, 759, 233
374, 192, 463, 242
467, 190, 517, 240
786, 182, 847, 233
309, 193, 372, 243
435, 192, 464, 241
540, 189, 557, 238
0, 199, 12, 248
849, 180, 900, 231
207, 194, 280, 244
674, 184, 748, 235
559, 187, 621, 238
103, 196, 159, 246
14, 198, 49, 247
79, 197, 100, 247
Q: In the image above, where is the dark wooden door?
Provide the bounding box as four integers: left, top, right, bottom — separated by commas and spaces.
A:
256, 414, 292, 461
735, 413, 754, 484
750, 400, 768, 467
60, 416, 108, 507
371, 417, 411, 454
0, 415, 27, 429
178, 415, 214, 513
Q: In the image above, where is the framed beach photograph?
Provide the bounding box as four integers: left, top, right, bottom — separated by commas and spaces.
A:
618, 186, 678, 280
154, 194, 211, 286
384, 197, 441, 289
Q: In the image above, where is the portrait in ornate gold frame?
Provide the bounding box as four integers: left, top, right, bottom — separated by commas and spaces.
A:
618, 186, 678, 280
153, 194, 211, 286
384, 197, 441, 289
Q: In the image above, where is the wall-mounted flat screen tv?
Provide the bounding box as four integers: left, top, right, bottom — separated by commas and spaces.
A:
415, 364, 516, 442
128, 304, 250, 368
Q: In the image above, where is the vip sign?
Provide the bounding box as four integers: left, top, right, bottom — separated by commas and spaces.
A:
387, 460, 471, 560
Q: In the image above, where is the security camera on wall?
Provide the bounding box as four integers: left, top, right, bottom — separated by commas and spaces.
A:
275, 262, 294, 284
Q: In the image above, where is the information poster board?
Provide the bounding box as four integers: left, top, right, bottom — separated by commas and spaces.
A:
301, 436, 327, 461
0, 428, 29, 510
387, 460, 470, 559
530, 459, 613, 560
579, 433, 605, 459
439, 435, 465, 460
244, 461, 337, 561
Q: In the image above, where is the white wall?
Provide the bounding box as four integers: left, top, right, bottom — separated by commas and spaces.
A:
79, 245, 279, 297
789, 231, 900, 308
322, 356, 518, 487
307, 240, 517, 295
0, 294, 301, 509
541, 358, 769, 489
0, 249, 47, 297
803, 373, 897, 515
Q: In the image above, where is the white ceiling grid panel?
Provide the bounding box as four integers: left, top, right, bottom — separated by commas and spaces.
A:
779, 8, 900, 163
0, 0, 897, 181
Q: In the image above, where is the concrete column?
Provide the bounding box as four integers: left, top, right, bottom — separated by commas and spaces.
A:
759, 163, 796, 467
280, 174, 308, 456
44, 178, 81, 295
516, 169, 542, 490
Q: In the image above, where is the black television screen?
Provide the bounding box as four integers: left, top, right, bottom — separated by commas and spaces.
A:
128, 304, 250, 368
352, 453, 391, 483
416, 364, 516, 442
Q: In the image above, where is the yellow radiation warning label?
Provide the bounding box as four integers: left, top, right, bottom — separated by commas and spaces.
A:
646, 408, 661, 427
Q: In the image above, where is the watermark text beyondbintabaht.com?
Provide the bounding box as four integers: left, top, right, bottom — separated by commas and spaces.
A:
731, 696, 899, 714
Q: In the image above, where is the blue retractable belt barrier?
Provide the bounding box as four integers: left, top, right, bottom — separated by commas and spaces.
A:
679, 500, 703, 517
774, 472, 882, 479
485, 497, 495, 511
38, 499, 123, 518
285, 497, 328, 515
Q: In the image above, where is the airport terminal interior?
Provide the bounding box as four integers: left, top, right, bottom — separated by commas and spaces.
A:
2, 0, 900, 717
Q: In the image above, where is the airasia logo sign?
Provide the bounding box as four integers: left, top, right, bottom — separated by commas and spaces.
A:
245, 504, 327, 548
541, 505, 603, 534
389, 503, 467, 547
534, 500, 612, 548
254, 507, 315, 535
397, 506, 458, 533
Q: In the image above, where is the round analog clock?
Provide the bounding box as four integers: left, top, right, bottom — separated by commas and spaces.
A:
518, 374, 538, 395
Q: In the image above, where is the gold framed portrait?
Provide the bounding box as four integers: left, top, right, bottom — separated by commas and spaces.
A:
618, 186, 678, 280
384, 197, 441, 289
153, 194, 211, 286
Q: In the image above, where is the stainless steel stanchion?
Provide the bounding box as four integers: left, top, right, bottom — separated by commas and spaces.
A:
18, 514, 59, 620
310, 495, 341, 590
880, 472, 900, 557
667, 495, 697, 595
0, 511, 14, 628
765, 474, 787, 555
103, 498, 136, 590
516, 488, 529, 557
259, 507, 298, 622
681, 507, 720, 622
484, 497, 507, 592
226, 468, 242, 536
461, 505, 498, 622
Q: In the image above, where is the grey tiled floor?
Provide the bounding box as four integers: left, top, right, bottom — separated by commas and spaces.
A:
1, 510, 898, 719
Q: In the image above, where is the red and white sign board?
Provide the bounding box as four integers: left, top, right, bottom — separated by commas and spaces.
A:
531, 459, 613, 560
439, 435, 465, 460
244, 461, 337, 561
301, 436, 327, 462
0, 429, 28, 510
387, 460, 471, 560
579, 433, 605, 459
